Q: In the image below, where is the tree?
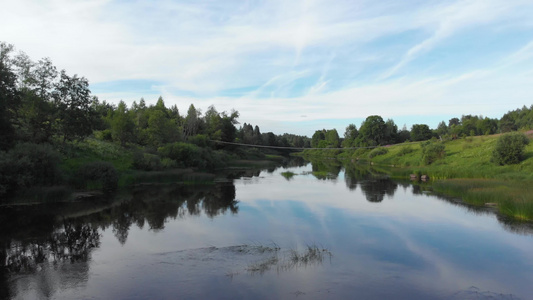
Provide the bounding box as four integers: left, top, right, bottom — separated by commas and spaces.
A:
52, 70, 95, 141
410, 124, 432, 141
461, 115, 479, 136
448, 118, 460, 127
219, 115, 237, 142
355, 115, 386, 146
183, 104, 202, 140
17, 89, 56, 143
436, 121, 448, 138
0, 42, 19, 150
204, 105, 222, 140
325, 129, 340, 148
342, 124, 358, 148
111, 101, 136, 146
146, 109, 174, 147
397, 124, 410, 143
311, 130, 326, 148
492, 132, 529, 165
476, 117, 498, 135
263, 132, 277, 146
32, 58, 58, 99
253, 125, 261, 144
384, 119, 398, 144
499, 113, 517, 133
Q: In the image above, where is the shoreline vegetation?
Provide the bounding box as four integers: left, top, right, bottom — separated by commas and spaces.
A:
299, 131, 533, 221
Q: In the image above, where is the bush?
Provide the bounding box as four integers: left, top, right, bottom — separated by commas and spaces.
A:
368, 147, 388, 158
421, 142, 446, 165
0, 143, 62, 197
158, 142, 203, 168
76, 161, 118, 192
132, 151, 163, 171
492, 132, 529, 165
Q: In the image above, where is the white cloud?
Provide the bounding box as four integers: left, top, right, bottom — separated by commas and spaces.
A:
2, 0, 533, 136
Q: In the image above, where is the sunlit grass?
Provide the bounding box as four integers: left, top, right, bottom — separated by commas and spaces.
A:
365, 134, 533, 180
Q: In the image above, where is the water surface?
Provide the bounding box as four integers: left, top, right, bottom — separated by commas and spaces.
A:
1, 161, 533, 299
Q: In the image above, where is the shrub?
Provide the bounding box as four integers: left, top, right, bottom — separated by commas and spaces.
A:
9, 143, 62, 185
0, 143, 62, 197
421, 142, 446, 165
492, 132, 529, 165
76, 161, 118, 192
158, 142, 203, 168
132, 151, 163, 171
368, 147, 388, 158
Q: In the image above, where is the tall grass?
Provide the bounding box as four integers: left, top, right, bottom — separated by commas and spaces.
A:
432, 179, 533, 220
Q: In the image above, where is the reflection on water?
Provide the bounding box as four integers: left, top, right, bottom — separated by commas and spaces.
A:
0, 181, 240, 300
1, 158, 533, 299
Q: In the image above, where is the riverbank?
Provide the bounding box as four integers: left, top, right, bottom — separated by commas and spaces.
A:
1, 137, 287, 204
299, 132, 533, 221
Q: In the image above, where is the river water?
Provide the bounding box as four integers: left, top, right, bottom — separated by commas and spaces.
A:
1, 160, 533, 299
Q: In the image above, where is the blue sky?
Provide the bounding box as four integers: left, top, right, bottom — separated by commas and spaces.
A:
2, 0, 533, 136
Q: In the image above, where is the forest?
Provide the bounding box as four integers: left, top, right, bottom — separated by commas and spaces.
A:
1, 41, 532, 199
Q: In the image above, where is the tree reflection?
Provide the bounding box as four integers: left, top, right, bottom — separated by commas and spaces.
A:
0, 181, 240, 297
343, 162, 375, 191
310, 159, 342, 180
81, 182, 240, 243
3, 220, 100, 273
360, 178, 398, 203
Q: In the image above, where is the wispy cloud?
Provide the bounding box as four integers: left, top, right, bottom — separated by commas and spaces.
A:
1, 0, 533, 135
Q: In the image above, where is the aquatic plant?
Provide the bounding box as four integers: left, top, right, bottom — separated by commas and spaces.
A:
281, 171, 296, 180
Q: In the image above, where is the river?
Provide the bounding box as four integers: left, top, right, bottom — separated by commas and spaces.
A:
1, 159, 532, 299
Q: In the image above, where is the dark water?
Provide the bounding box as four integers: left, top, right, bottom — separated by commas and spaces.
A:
1, 160, 533, 300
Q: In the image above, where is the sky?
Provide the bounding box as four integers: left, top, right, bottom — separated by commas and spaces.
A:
1, 0, 533, 137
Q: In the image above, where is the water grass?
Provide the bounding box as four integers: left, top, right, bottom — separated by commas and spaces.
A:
245, 243, 332, 275
431, 179, 533, 221
281, 171, 296, 180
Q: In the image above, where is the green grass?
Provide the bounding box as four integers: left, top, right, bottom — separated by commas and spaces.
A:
431, 179, 533, 221
366, 134, 533, 221
365, 134, 533, 180
60, 138, 133, 174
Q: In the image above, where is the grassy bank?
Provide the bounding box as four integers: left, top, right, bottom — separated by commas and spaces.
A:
370, 134, 533, 221
366, 134, 533, 180
300, 133, 533, 221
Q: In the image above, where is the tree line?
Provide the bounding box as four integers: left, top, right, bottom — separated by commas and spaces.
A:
310, 108, 533, 149
0, 41, 310, 197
